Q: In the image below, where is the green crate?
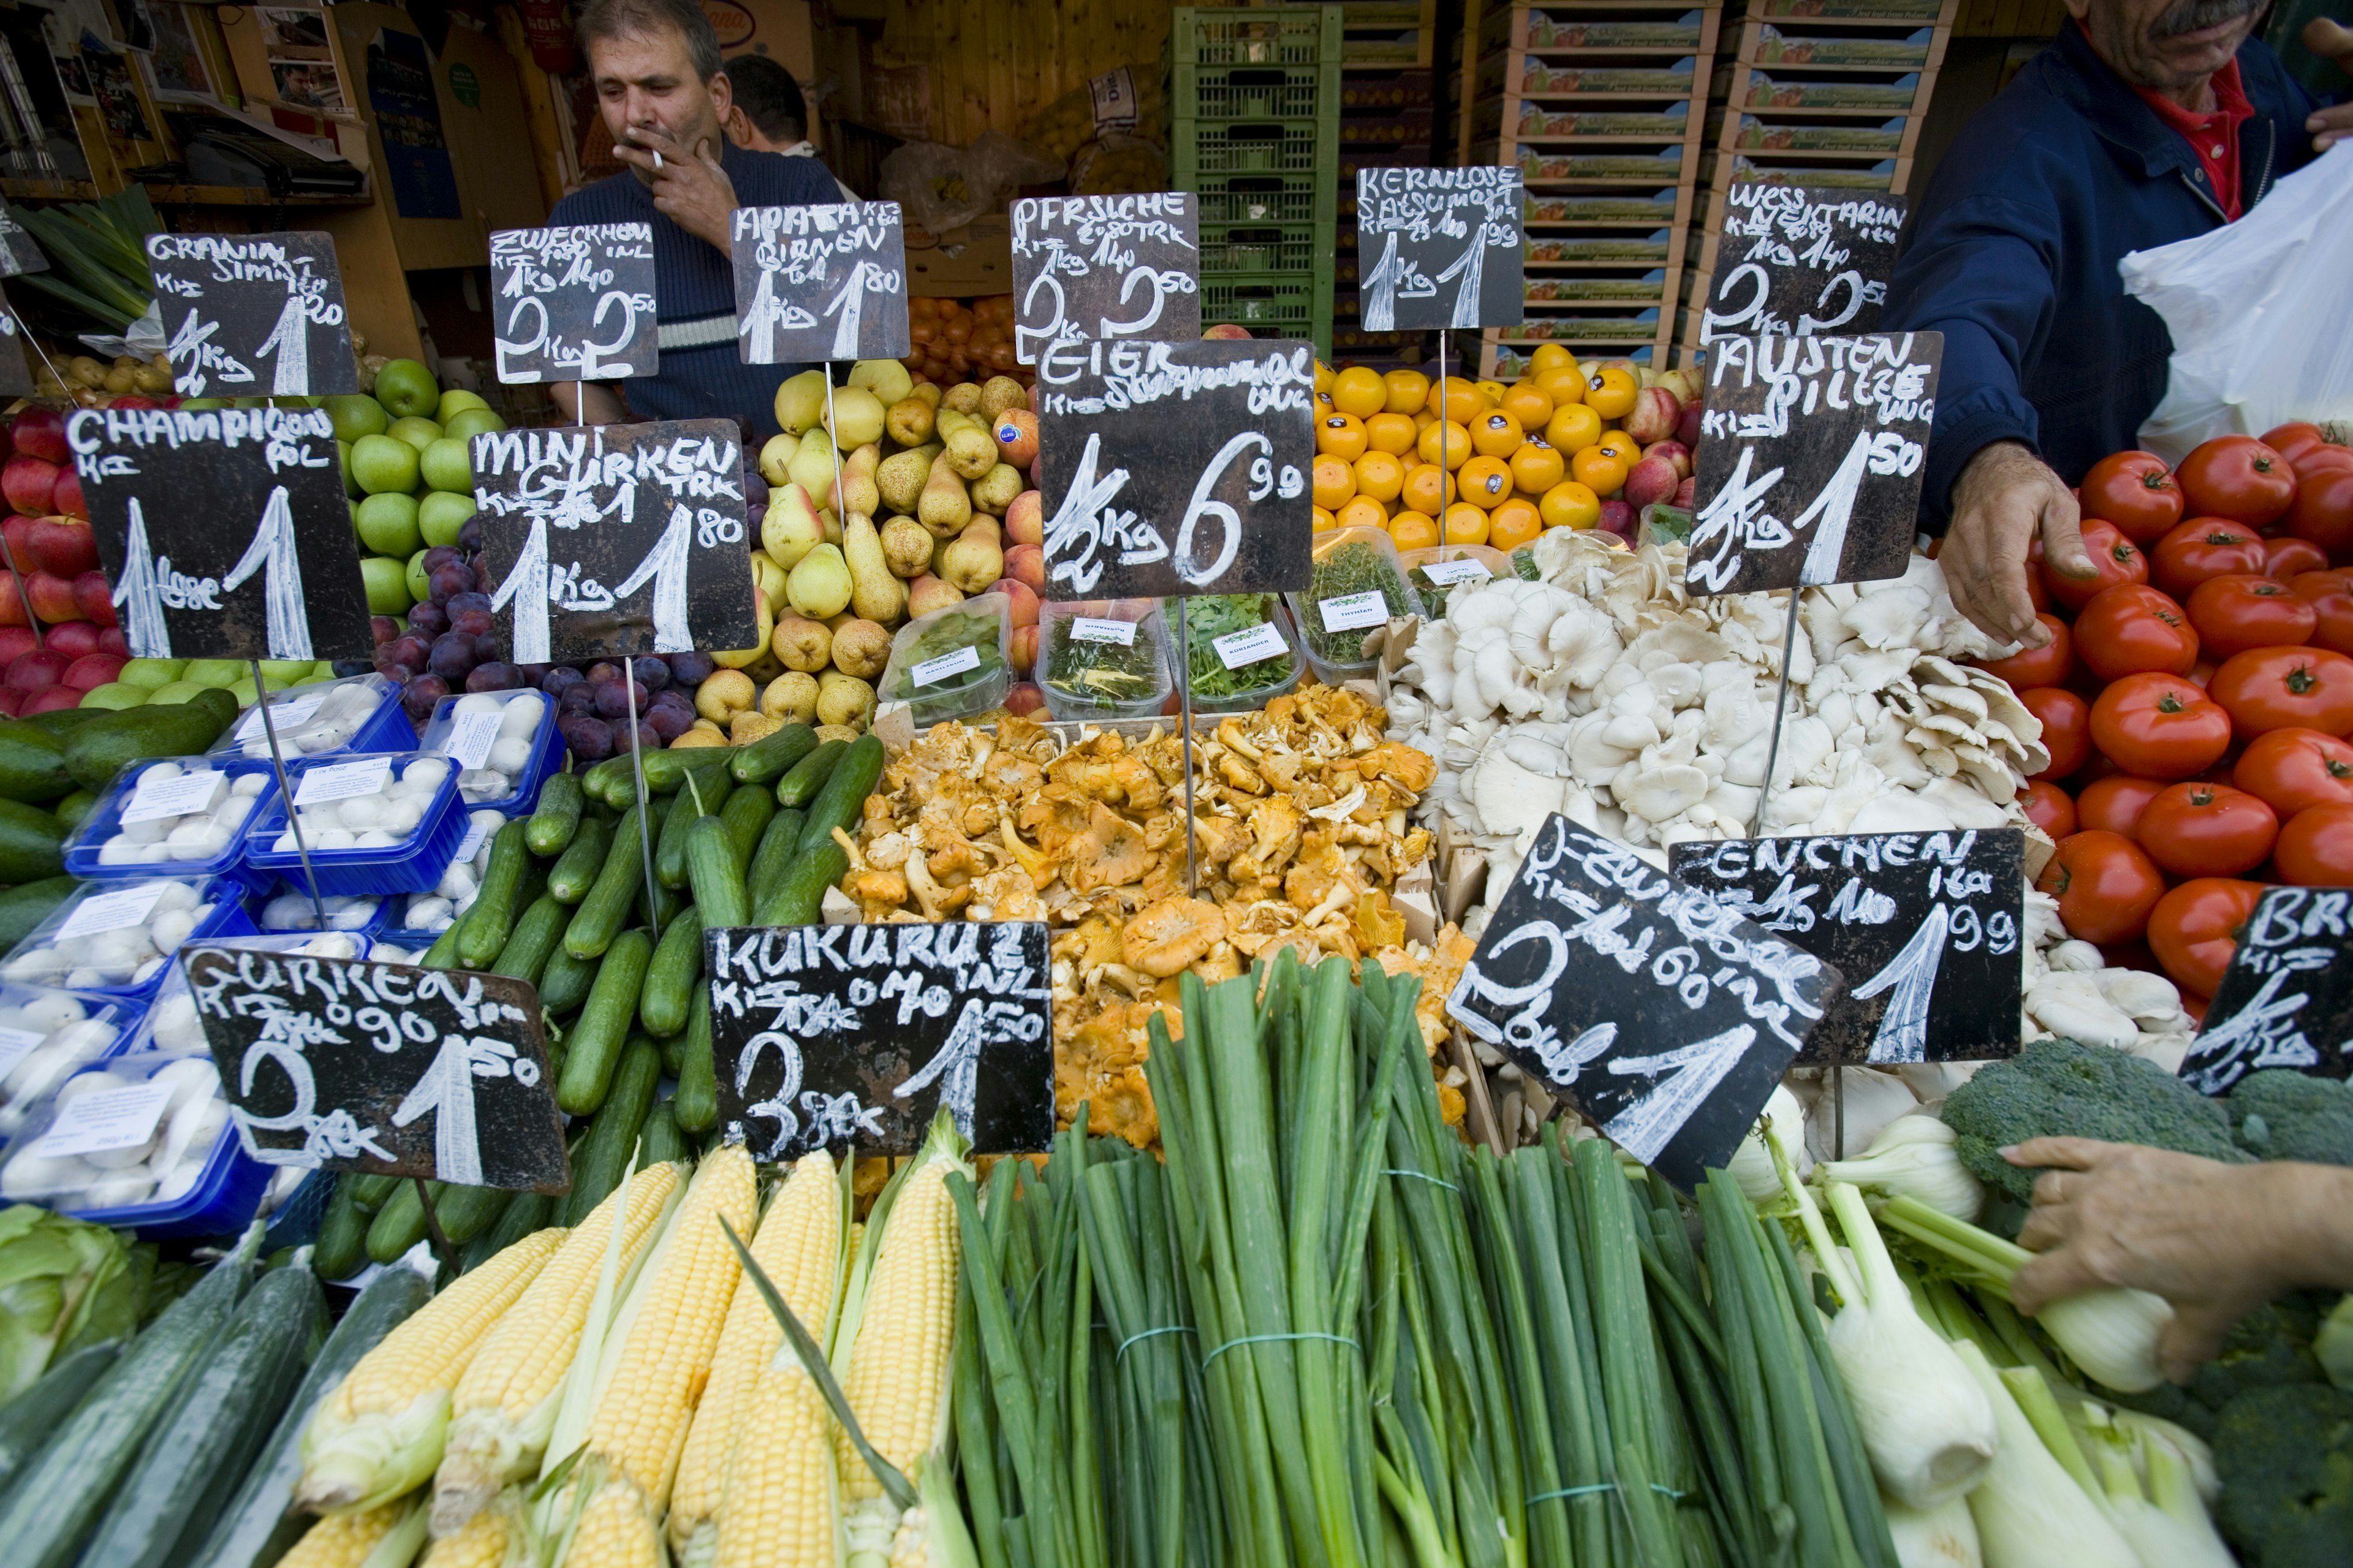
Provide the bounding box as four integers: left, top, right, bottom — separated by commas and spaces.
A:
1200, 220, 1336, 274
1170, 6, 1344, 66
1200, 271, 1335, 357
1188, 170, 1335, 226
1171, 61, 1341, 120
1170, 116, 1338, 176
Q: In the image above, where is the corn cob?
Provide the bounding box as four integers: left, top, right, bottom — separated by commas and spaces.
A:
275, 1496, 430, 1568
558, 1479, 665, 1568
433, 1164, 684, 1535
670, 1152, 850, 1566
298, 1230, 564, 1514
712, 1359, 841, 1568
419, 1491, 521, 1568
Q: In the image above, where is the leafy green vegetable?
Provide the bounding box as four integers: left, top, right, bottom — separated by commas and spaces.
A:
1165, 595, 1294, 701
888, 607, 1007, 721
1404, 550, 1498, 619
1511, 546, 1542, 581
1300, 540, 1413, 665
0, 1205, 141, 1401
1042, 615, 1163, 713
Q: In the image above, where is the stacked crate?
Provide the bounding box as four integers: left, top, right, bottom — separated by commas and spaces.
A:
1332, 0, 1442, 362
1172, 7, 1343, 358
1454, 0, 1724, 376
1678, 0, 1958, 358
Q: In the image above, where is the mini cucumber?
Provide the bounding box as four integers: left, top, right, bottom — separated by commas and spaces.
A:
638, 1099, 691, 1164
656, 771, 733, 888
557, 927, 653, 1113
757, 840, 851, 928
547, 816, 613, 904
458, 1192, 552, 1273
364, 1180, 443, 1263
639, 906, 703, 1037
537, 944, 595, 1015
794, 734, 885, 860
420, 925, 462, 969
564, 804, 653, 960
456, 820, 532, 969
428, 1181, 512, 1247
659, 1032, 685, 1078
774, 738, 846, 808
730, 723, 817, 785
525, 771, 584, 857
312, 1176, 375, 1281
561, 1037, 661, 1224
491, 893, 567, 987
581, 756, 631, 807
746, 807, 805, 913
719, 778, 775, 867
674, 987, 718, 1134
685, 816, 749, 930
642, 746, 732, 794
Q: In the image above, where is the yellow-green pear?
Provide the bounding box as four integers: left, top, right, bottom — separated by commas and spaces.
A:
847, 358, 914, 407
833, 442, 881, 519
760, 482, 825, 568
841, 511, 906, 624
774, 368, 827, 436
757, 432, 797, 487
786, 428, 839, 501
786, 542, 855, 619
824, 385, 887, 450
877, 443, 942, 515
933, 408, 998, 479
879, 515, 933, 578
918, 450, 974, 537
885, 396, 936, 448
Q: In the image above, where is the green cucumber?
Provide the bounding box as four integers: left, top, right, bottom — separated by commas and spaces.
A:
561, 1037, 662, 1225
558, 928, 652, 1114
0, 1341, 121, 1497
640, 906, 704, 1038
77, 1262, 324, 1568
547, 816, 613, 904
635, 879, 683, 933
459, 1192, 553, 1273
346, 1174, 401, 1210
675, 988, 718, 1135
563, 804, 653, 960
758, 841, 851, 928
685, 816, 750, 930
746, 808, 805, 912
426, 1183, 514, 1247
774, 738, 845, 808
580, 756, 632, 809
730, 723, 817, 786
312, 1175, 376, 1281
659, 1031, 685, 1078
718, 778, 775, 866
537, 944, 596, 1016
641, 746, 732, 795
51, 789, 99, 833
456, 820, 533, 969
656, 771, 732, 889
491, 893, 568, 988
188, 1267, 428, 1568
365, 1180, 444, 1263
794, 733, 885, 860
0, 1230, 252, 1568
525, 771, 583, 857
638, 1099, 691, 1165
420, 924, 463, 969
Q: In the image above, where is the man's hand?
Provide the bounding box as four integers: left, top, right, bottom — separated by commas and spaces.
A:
2308, 20, 2353, 154
611, 126, 738, 250
1942, 440, 2094, 648
2006, 1137, 2353, 1383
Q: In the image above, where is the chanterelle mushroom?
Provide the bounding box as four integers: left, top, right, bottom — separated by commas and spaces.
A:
1122, 896, 1227, 977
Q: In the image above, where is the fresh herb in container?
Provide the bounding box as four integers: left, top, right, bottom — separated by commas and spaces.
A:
1298, 537, 1417, 667
1042, 607, 1166, 717
1169, 594, 1297, 703
886, 602, 1008, 722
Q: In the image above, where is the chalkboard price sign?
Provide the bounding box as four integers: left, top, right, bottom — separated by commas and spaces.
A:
488, 222, 660, 385
72, 404, 375, 662
706, 921, 1054, 1162
1010, 193, 1199, 365
0, 305, 33, 400
146, 232, 358, 399
1670, 828, 2023, 1065
731, 201, 912, 364
2178, 887, 2353, 1096
470, 419, 761, 662
0, 210, 46, 278
1447, 814, 1842, 1187
188, 945, 569, 1193
1033, 337, 1314, 599
1688, 330, 1942, 597
1698, 184, 1906, 345
1355, 167, 1525, 333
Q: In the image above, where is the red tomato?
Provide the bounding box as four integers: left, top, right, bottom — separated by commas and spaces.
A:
2184, 574, 2317, 658
2261, 422, 2332, 468
2290, 570, 2353, 656
2146, 877, 2265, 999
2073, 585, 2199, 680
2187, 660, 2218, 689
2035, 830, 2168, 945
2020, 687, 2091, 779
2045, 518, 2148, 610
2019, 779, 2077, 839
2135, 781, 2278, 877
2151, 517, 2269, 600
2233, 727, 2353, 816
2088, 672, 2234, 778
2275, 803, 2353, 886
1974, 614, 2074, 689
2267, 536, 2332, 581
2288, 463, 2353, 555
2174, 435, 2298, 527
2021, 535, 2053, 612
2208, 646, 2353, 740
2077, 773, 2168, 838
2079, 450, 2184, 544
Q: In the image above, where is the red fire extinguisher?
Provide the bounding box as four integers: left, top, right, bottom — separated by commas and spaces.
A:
517, 0, 578, 74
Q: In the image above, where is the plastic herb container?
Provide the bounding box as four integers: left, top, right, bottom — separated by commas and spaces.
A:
418, 690, 561, 811
244, 752, 466, 896
1038, 599, 1173, 722
0, 987, 132, 1143
208, 672, 410, 761
1286, 525, 1425, 683
1400, 543, 1511, 620
0, 876, 256, 1004
63, 755, 280, 883
881, 593, 1014, 728
1161, 594, 1306, 716
0, 1050, 270, 1239
131, 932, 376, 1058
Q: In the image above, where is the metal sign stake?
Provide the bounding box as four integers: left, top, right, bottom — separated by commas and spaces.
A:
1750, 589, 1803, 836
1436, 327, 1450, 549
622, 670, 662, 938
822, 368, 847, 524
412, 1175, 461, 1273
1177, 595, 1197, 896
0, 529, 39, 648
250, 659, 330, 934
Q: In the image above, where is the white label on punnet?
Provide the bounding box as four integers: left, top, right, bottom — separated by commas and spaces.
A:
911, 646, 982, 687
1213, 621, 1286, 669
296, 757, 393, 806
1418, 558, 1493, 586
0, 1025, 45, 1080
56, 883, 170, 941
31, 1081, 175, 1157
1319, 591, 1390, 633
1069, 618, 1137, 645
444, 711, 504, 771
121, 770, 227, 825
235, 690, 326, 741
455, 819, 494, 862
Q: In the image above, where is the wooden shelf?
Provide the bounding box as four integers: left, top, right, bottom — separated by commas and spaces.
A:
0, 178, 99, 201
143, 183, 373, 206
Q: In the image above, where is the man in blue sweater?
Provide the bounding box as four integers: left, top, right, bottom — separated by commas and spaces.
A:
550, 0, 841, 440
1883, 5, 2351, 648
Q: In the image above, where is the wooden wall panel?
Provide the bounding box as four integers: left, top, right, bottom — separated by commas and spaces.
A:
876, 0, 1169, 145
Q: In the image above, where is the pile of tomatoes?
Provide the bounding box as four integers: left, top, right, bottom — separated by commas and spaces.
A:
1983, 425, 2353, 1009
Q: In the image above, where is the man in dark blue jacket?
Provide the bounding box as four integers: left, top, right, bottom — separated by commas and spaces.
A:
550, 0, 839, 441
1884, 6, 2351, 647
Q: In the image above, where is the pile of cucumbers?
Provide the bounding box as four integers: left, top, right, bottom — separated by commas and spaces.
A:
313, 725, 885, 1280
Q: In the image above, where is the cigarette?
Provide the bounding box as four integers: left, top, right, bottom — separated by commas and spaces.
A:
653, 149, 664, 170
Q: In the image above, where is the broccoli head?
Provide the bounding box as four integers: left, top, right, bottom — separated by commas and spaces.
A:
1941, 1037, 2248, 1207
2216, 1382, 2353, 1565
2230, 1070, 2353, 1167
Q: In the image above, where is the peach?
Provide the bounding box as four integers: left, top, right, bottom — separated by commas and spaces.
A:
1642, 440, 1692, 480
1622, 455, 1681, 510
1623, 385, 1682, 445
1002, 681, 1047, 715
1004, 542, 1045, 593
988, 577, 1039, 629
993, 409, 1038, 468
1004, 490, 1043, 547
1009, 623, 1038, 676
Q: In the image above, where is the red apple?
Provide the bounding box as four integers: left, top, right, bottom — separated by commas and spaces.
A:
1009, 623, 1039, 676
48, 469, 85, 521
97, 626, 127, 658
20, 685, 80, 714
1200, 324, 1254, 341
1004, 542, 1045, 593
0, 582, 28, 627
8, 408, 66, 466
1623, 385, 1682, 445
1, 515, 34, 567
1642, 439, 1692, 480
1675, 403, 1703, 450
72, 571, 116, 627
1622, 455, 1681, 510
108, 395, 159, 410
1, 455, 56, 518
7, 648, 73, 691
0, 628, 34, 667
987, 578, 1039, 629
28, 518, 97, 576
1002, 681, 1047, 715
25, 570, 80, 624
44, 619, 99, 660
61, 653, 124, 691
1004, 490, 1042, 547
1596, 499, 1637, 539
0, 687, 25, 718
1675, 475, 1696, 509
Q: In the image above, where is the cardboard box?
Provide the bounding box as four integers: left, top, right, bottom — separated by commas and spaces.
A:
907, 214, 1011, 298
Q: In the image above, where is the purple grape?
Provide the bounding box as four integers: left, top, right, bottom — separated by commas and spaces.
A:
422, 545, 464, 574
371, 615, 399, 646
542, 666, 585, 698
385, 635, 431, 675
616, 720, 659, 753
428, 632, 478, 681
406, 600, 449, 637
665, 650, 716, 686
517, 663, 552, 687
428, 568, 470, 602
372, 652, 407, 683
458, 515, 482, 553
559, 713, 613, 761
402, 674, 450, 721
644, 702, 692, 741
450, 607, 494, 638
559, 681, 597, 714
466, 662, 518, 692
585, 661, 623, 687
593, 679, 650, 721
447, 591, 493, 617
472, 633, 504, 664
332, 659, 372, 679
631, 656, 670, 692
649, 687, 694, 716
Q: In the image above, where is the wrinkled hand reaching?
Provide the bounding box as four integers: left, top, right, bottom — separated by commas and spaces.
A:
2307, 20, 2353, 154
1941, 440, 2095, 648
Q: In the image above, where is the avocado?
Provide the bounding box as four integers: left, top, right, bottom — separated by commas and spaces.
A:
0, 799, 66, 882
51, 789, 99, 833
63, 692, 237, 793
0, 722, 73, 804
20, 708, 108, 735
0, 876, 74, 950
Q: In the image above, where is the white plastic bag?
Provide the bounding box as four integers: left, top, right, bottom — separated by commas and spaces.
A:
2123, 142, 2353, 461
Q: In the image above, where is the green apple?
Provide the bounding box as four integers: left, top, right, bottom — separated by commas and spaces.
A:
145, 680, 207, 704
406, 548, 433, 605
437, 388, 490, 422
387, 415, 444, 453
338, 438, 360, 499
178, 396, 227, 411
357, 491, 423, 557
363, 555, 415, 615
182, 659, 245, 687
229, 676, 260, 705
443, 407, 505, 443
294, 670, 336, 686
118, 657, 186, 689
325, 393, 389, 444
419, 490, 475, 548
374, 359, 440, 419
257, 659, 314, 681
350, 434, 421, 496
77, 683, 146, 710
311, 659, 339, 679
420, 436, 473, 493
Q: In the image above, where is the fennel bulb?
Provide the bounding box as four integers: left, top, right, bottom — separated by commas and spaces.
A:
2037, 1286, 2173, 1395
1818, 1116, 1984, 1222
1884, 1493, 1982, 1568
1729, 1083, 1810, 1203
1953, 1341, 2140, 1568
2097, 1430, 2235, 1568
1822, 1183, 1996, 1507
